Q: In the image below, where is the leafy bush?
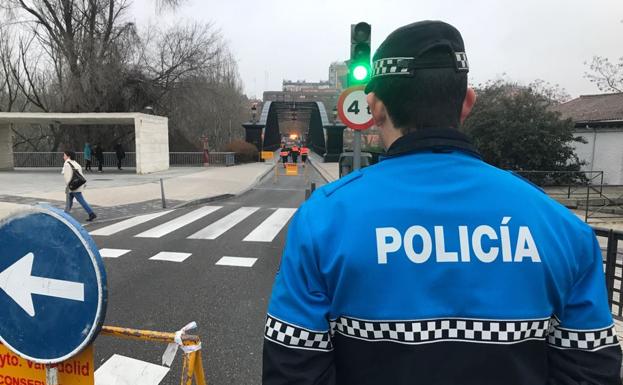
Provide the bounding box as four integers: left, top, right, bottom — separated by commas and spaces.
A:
224, 140, 258, 163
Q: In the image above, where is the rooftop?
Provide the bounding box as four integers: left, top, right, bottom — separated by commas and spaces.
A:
552, 93, 623, 123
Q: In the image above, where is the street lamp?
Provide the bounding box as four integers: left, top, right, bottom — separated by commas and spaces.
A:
251, 104, 257, 124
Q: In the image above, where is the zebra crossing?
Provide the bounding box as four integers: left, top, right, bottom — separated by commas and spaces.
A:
91, 205, 298, 267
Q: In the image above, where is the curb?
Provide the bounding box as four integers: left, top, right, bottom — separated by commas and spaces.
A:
235, 163, 277, 197
308, 157, 335, 183
172, 194, 234, 209
82, 164, 274, 227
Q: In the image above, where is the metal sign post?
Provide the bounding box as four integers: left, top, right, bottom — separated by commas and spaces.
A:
353, 131, 362, 170
337, 85, 373, 171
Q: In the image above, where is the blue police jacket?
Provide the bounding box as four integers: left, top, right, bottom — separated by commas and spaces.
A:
263, 128, 622, 385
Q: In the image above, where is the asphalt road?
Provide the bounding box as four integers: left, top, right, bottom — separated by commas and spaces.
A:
89, 163, 326, 385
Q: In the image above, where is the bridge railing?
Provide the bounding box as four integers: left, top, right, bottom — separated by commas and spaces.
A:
12, 152, 237, 168
593, 227, 623, 320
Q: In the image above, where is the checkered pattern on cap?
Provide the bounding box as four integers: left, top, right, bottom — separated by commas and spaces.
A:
332, 316, 549, 345
547, 318, 619, 351
264, 315, 333, 351
456, 52, 468, 71
371, 52, 469, 80
372, 57, 413, 77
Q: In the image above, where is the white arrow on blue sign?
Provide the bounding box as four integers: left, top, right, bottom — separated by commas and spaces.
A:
0, 206, 107, 364
0, 252, 85, 317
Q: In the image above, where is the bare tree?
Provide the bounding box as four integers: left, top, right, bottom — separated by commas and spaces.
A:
2, 1, 248, 151
585, 56, 623, 93
6, 0, 136, 111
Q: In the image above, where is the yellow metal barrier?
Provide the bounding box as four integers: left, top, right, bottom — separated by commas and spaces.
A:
285, 163, 298, 176
260, 151, 274, 160
100, 326, 206, 385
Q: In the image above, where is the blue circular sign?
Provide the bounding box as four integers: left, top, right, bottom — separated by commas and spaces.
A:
0, 205, 107, 363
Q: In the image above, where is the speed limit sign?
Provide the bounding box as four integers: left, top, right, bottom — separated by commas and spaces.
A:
337, 86, 374, 131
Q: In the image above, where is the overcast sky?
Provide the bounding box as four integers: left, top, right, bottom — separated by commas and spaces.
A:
130, 0, 622, 99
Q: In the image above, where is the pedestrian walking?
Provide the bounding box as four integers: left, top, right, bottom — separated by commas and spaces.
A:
290, 144, 299, 163
114, 142, 125, 170
263, 21, 621, 385
300, 146, 309, 165
83, 142, 92, 172
279, 147, 289, 169
95, 143, 104, 173
63, 150, 96, 222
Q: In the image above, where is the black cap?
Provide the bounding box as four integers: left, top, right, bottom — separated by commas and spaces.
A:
365, 20, 468, 94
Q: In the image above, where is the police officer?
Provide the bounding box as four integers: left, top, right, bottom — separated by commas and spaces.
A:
263, 21, 622, 385
291, 144, 300, 163
279, 146, 289, 168
300, 145, 309, 165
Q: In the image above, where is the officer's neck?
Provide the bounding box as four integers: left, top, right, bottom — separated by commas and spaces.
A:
380, 124, 404, 150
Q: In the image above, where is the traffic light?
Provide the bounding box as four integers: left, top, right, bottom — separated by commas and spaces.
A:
349, 22, 371, 86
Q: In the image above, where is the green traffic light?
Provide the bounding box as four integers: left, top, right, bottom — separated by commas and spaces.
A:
353, 65, 368, 81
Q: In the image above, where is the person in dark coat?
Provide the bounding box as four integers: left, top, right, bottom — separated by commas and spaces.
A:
114, 142, 126, 170
95, 143, 104, 173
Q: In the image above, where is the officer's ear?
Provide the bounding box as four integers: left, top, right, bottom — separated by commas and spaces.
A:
460, 87, 477, 124
366, 92, 389, 128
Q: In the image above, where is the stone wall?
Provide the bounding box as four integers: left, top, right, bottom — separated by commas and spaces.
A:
135, 116, 169, 174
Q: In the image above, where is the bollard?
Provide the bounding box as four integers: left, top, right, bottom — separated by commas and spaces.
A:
305, 189, 311, 200
160, 178, 166, 209
311, 182, 316, 193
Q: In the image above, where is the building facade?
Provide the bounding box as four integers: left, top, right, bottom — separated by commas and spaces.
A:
553, 93, 623, 185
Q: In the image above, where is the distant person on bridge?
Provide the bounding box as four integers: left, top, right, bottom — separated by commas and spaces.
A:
63, 150, 96, 222
300, 146, 309, 165
263, 21, 621, 385
291, 145, 299, 163
279, 147, 289, 168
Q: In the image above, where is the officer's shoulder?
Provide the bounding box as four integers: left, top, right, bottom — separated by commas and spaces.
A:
504, 170, 546, 195
317, 169, 365, 198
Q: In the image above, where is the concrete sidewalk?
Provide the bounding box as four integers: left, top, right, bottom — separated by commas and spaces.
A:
0, 163, 273, 222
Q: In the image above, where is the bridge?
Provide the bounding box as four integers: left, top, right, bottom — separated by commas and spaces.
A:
243, 101, 346, 161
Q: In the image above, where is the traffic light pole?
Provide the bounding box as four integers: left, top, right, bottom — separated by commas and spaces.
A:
353, 130, 362, 171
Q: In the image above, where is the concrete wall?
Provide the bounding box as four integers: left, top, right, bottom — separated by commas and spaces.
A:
573, 128, 623, 185
0, 123, 14, 171
134, 116, 169, 174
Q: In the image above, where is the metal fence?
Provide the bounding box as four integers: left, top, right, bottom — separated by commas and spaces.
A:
513, 170, 623, 222
13, 152, 236, 168
594, 227, 623, 320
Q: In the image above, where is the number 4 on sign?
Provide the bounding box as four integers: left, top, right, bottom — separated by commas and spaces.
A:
347, 101, 371, 116
348, 100, 360, 114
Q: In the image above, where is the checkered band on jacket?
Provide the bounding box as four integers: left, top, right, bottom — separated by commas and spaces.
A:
332, 316, 550, 345
264, 315, 333, 351
266, 314, 620, 352
547, 318, 619, 351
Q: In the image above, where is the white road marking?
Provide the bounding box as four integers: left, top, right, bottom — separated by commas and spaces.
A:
149, 252, 192, 263
99, 248, 131, 259
135, 206, 222, 238
215, 256, 257, 267
243, 208, 297, 242
95, 354, 169, 385
187, 207, 260, 240
90, 211, 173, 236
